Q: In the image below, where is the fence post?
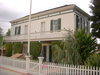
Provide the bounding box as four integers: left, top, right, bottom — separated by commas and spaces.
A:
0, 56, 1, 66
25, 56, 31, 74
38, 57, 44, 75
0, 56, 3, 66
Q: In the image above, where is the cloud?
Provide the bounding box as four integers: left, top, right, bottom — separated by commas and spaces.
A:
0, 6, 24, 21
0, 2, 27, 34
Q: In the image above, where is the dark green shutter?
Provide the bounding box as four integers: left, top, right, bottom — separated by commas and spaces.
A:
50, 20, 53, 31
76, 15, 79, 30
18, 26, 21, 35
15, 27, 17, 35
80, 17, 82, 30
58, 18, 61, 30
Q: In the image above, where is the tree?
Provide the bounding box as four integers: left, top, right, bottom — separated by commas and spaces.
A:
0, 36, 3, 47
4, 43, 12, 56
75, 30, 97, 64
52, 31, 82, 65
6, 29, 11, 36
52, 30, 96, 65
90, 0, 100, 38
0, 27, 3, 48
13, 42, 23, 54
30, 41, 42, 59
0, 27, 3, 36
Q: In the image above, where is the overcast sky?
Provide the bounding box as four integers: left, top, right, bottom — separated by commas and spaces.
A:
0, 0, 91, 34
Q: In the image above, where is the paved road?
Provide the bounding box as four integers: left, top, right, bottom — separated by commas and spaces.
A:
0, 68, 23, 75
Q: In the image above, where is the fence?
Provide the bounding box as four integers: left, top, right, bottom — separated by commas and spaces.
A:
0, 56, 100, 75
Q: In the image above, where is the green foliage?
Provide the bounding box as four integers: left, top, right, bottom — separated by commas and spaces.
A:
75, 30, 97, 64
0, 27, 3, 36
85, 53, 100, 67
4, 42, 12, 56
51, 41, 62, 63
51, 30, 96, 65
51, 33, 82, 65
0, 36, 3, 47
30, 41, 42, 59
90, 0, 100, 38
13, 42, 23, 54
6, 29, 11, 36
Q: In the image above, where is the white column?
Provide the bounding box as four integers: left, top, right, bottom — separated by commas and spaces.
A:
38, 57, 44, 75
46, 45, 50, 62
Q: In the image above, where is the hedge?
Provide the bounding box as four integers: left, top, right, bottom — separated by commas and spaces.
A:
13, 42, 23, 54
30, 41, 42, 59
4, 42, 12, 56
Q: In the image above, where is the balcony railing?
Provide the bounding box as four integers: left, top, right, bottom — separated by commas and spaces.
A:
4, 30, 68, 42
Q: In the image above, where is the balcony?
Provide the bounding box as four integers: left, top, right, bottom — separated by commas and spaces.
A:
4, 30, 67, 42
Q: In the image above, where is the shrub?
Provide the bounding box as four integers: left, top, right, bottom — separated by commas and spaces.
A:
0, 36, 3, 47
4, 42, 12, 56
30, 41, 42, 59
13, 42, 23, 54
51, 30, 96, 65
51, 40, 62, 62
85, 53, 100, 67
74, 30, 97, 64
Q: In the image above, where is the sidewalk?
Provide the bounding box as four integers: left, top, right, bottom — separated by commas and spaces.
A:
0, 67, 31, 75
0, 68, 23, 75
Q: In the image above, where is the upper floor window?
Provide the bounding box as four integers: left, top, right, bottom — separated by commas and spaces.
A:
50, 18, 61, 31
15, 26, 21, 35
76, 15, 89, 32
76, 15, 79, 29
41, 22, 45, 32
24, 25, 28, 34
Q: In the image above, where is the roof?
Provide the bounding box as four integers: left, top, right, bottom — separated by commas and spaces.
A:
10, 4, 90, 23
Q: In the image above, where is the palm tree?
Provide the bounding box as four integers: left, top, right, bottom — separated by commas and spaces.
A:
52, 30, 81, 65
52, 29, 96, 65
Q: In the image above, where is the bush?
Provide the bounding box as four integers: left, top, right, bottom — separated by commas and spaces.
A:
51, 40, 62, 62
13, 42, 23, 54
85, 53, 100, 67
51, 30, 96, 65
4, 42, 12, 56
74, 30, 97, 64
30, 41, 42, 59
0, 36, 3, 47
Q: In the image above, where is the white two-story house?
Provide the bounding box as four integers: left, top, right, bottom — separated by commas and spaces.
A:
4, 4, 90, 61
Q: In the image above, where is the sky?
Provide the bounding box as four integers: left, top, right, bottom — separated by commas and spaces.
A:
0, 0, 91, 34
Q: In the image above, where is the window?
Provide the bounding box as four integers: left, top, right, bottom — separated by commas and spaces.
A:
76, 15, 79, 29
41, 22, 45, 32
76, 15, 89, 32
85, 20, 89, 32
24, 25, 28, 34
50, 18, 61, 31
80, 17, 82, 29
15, 26, 21, 35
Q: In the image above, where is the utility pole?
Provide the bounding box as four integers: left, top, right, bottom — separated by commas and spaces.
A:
26, 0, 32, 74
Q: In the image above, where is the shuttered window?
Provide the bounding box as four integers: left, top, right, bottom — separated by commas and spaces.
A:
50, 18, 61, 31
76, 15, 79, 30
15, 26, 21, 35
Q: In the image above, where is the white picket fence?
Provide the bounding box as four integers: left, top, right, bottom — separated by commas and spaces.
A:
0, 56, 100, 75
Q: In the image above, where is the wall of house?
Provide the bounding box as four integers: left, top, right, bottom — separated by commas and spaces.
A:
11, 12, 75, 36
5, 10, 89, 42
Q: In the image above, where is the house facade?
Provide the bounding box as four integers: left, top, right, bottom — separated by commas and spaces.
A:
4, 4, 90, 62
